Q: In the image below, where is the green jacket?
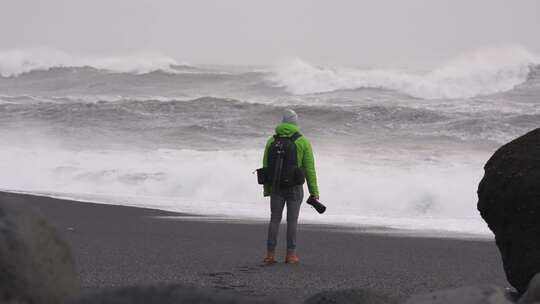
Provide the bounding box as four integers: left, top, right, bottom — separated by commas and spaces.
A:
262, 123, 319, 197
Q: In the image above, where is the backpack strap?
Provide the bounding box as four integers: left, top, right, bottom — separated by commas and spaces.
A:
273, 132, 302, 141
290, 132, 302, 142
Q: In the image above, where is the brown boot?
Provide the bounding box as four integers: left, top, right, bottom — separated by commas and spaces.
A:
263, 251, 277, 265
285, 253, 300, 264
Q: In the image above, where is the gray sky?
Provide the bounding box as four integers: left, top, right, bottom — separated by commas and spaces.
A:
2, 0, 540, 67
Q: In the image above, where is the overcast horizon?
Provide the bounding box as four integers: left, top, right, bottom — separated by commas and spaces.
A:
2, 0, 540, 68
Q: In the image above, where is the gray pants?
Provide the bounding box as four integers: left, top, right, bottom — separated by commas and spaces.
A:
267, 186, 304, 253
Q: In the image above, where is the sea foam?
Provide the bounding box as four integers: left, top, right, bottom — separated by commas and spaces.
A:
0, 146, 490, 235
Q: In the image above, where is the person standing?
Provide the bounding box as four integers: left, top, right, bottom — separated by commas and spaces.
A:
262, 109, 319, 265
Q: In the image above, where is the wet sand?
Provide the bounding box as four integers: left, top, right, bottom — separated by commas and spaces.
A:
1, 191, 508, 302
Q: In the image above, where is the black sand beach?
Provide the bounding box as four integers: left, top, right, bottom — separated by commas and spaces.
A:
1, 191, 508, 302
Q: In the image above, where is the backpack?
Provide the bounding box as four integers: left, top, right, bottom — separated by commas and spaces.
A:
257, 132, 305, 192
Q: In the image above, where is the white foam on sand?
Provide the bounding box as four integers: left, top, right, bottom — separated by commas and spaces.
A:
0, 146, 492, 236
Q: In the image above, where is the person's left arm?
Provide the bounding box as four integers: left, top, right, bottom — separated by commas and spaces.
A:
302, 139, 319, 198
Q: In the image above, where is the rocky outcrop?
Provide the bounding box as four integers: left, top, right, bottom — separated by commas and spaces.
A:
477, 128, 540, 294
304, 289, 396, 304
0, 196, 80, 304
518, 273, 540, 304
403, 286, 514, 304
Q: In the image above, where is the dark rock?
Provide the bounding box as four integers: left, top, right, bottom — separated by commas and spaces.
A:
304, 289, 395, 304
403, 286, 513, 304
0, 196, 80, 304
72, 284, 284, 304
477, 128, 540, 293
518, 273, 540, 304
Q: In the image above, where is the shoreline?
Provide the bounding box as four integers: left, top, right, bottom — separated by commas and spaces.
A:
0, 190, 507, 302
1, 189, 491, 240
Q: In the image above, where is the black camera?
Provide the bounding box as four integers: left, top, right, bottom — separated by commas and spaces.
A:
306, 196, 326, 214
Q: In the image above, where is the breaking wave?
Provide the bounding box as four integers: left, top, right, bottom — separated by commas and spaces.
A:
271, 46, 540, 99
0, 48, 188, 77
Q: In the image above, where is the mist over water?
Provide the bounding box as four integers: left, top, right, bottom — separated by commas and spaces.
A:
1, 46, 539, 235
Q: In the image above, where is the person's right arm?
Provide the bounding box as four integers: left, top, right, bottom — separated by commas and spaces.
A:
263, 137, 273, 197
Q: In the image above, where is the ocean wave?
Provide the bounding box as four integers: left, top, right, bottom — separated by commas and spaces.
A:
0, 48, 192, 77
0, 95, 446, 127
1, 95, 536, 146
270, 46, 540, 99
0, 93, 198, 105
